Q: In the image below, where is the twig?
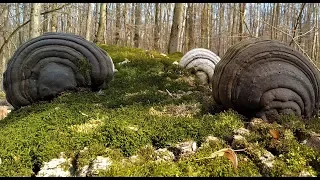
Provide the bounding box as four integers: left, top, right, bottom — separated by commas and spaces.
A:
0, 3, 71, 57
289, 3, 306, 46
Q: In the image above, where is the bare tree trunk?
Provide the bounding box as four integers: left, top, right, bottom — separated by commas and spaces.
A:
154, 3, 160, 50
85, 3, 93, 41
114, 3, 121, 45
51, 3, 58, 32
187, 3, 194, 50
134, 3, 142, 48
238, 3, 246, 41
255, 3, 260, 38
1, 4, 9, 90
123, 3, 128, 46
201, 3, 209, 48
42, 4, 49, 33
30, 3, 41, 38
129, 3, 135, 47
217, 3, 225, 56
95, 3, 107, 44
168, 3, 184, 54
312, 4, 319, 61
231, 4, 237, 44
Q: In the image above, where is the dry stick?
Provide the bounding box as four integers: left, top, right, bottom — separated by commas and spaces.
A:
289, 3, 306, 46
0, 3, 71, 58
194, 148, 246, 161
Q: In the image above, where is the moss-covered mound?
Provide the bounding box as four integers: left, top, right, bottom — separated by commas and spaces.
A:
0, 45, 319, 177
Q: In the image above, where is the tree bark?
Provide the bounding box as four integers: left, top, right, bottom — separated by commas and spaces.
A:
134, 3, 142, 48
201, 4, 209, 49
238, 3, 246, 41
168, 3, 184, 54
95, 3, 107, 44
115, 3, 121, 45
30, 3, 41, 38
51, 3, 58, 32
85, 3, 93, 41
154, 3, 161, 51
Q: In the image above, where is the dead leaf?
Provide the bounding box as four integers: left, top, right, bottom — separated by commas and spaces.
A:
269, 129, 280, 139
196, 148, 238, 170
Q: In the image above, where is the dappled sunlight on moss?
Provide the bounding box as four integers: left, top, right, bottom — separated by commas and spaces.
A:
0, 44, 319, 176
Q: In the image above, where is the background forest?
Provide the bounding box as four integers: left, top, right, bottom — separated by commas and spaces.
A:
0, 3, 319, 89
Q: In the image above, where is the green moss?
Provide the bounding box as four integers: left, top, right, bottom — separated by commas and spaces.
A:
0, 44, 319, 177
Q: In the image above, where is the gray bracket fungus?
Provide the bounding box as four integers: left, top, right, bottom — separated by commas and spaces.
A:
212, 38, 320, 121
3, 32, 115, 108
179, 48, 220, 85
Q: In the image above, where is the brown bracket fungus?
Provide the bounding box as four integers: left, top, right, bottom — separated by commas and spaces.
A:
212, 39, 320, 121
179, 48, 220, 86
3, 32, 115, 108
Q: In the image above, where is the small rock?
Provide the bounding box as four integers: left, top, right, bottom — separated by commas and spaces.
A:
114, 68, 119, 73
234, 128, 250, 136
248, 118, 265, 130
80, 147, 88, 153
298, 170, 316, 177
160, 53, 167, 57
172, 61, 179, 65
155, 148, 175, 162
37, 157, 72, 177
205, 136, 219, 143
231, 135, 247, 148
174, 140, 197, 158
127, 126, 139, 131
0, 158, 2, 165
97, 89, 105, 96
118, 58, 130, 65
129, 155, 139, 163
259, 150, 275, 168
91, 156, 112, 175
305, 135, 320, 152
78, 165, 90, 177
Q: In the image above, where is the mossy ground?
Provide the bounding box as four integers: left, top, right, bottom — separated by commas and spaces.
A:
0, 45, 319, 177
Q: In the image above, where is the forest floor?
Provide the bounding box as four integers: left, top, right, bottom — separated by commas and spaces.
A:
0, 45, 320, 177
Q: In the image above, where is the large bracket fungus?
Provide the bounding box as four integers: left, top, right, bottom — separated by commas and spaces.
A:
179, 48, 220, 86
3, 32, 115, 108
212, 39, 320, 121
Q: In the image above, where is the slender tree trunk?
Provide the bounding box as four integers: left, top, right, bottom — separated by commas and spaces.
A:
201, 3, 209, 48
95, 3, 106, 44
187, 3, 194, 50
42, 4, 49, 33
255, 3, 260, 37
154, 3, 160, 51
115, 4, 121, 45
85, 3, 93, 41
231, 4, 237, 44
1, 4, 9, 90
238, 3, 246, 41
134, 3, 142, 48
217, 3, 225, 56
168, 3, 184, 54
51, 3, 58, 32
30, 3, 41, 38
123, 3, 128, 46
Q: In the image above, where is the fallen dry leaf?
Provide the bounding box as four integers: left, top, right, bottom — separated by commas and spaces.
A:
196, 148, 238, 170
269, 129, 280, 139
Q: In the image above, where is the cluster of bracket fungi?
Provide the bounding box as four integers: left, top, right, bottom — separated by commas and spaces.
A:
3, 33, 320, 122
